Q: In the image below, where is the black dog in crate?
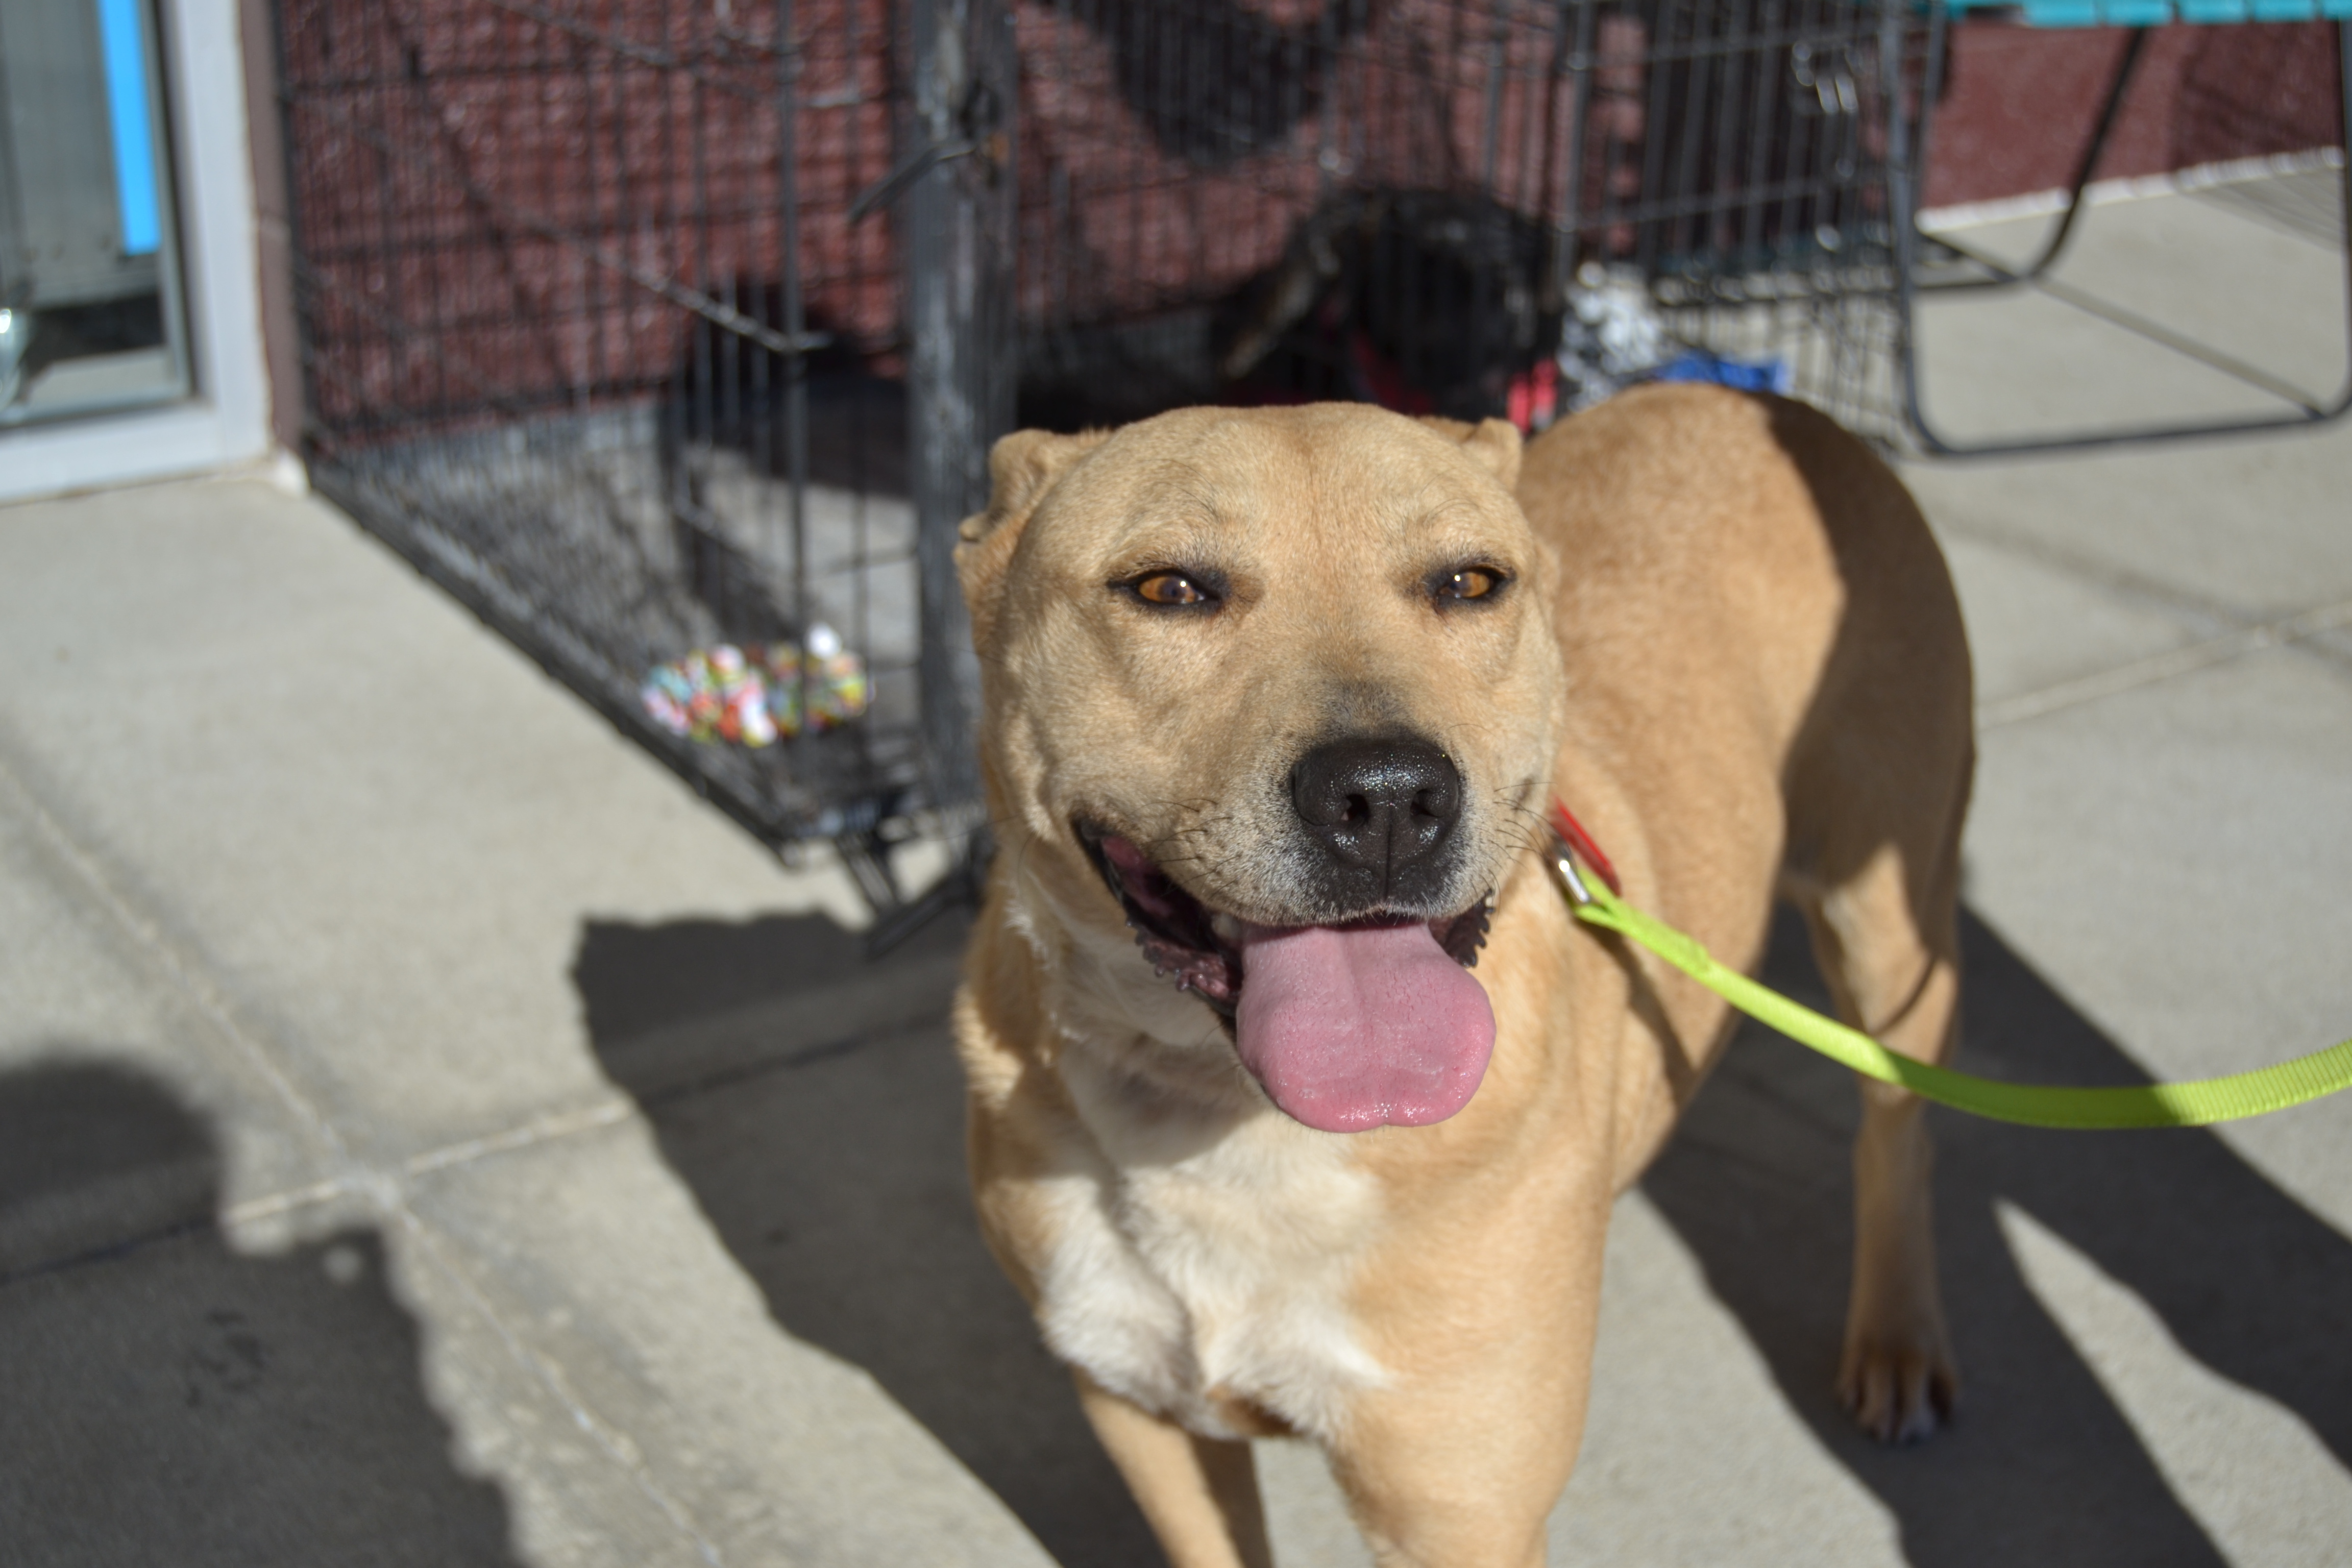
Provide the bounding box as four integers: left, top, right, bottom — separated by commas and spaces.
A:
1212, 188, 1565, 424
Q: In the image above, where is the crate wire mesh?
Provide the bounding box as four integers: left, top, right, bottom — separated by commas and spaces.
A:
271, 0, 1925, 918
1011, 0, 1924, 443
275, 0, 927, 910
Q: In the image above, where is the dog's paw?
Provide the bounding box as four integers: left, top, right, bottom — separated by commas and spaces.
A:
1836, 1330, 1958, 1446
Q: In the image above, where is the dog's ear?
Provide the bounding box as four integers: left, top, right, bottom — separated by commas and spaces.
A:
959, 428, 1107, 545
1416, 415, 1524, 494
957, 427, 1109, 651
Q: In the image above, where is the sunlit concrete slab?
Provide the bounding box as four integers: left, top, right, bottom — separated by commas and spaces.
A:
1966, 644, 2352, 1214
1926, 183, 2349, 407
0, 476, 868, 1162
1937, 529, 2208, 711
1903, 422, 2352, 625
1915, 281, 2297, 440
0, 764, 339, 1247
1911, 179, 2351, 449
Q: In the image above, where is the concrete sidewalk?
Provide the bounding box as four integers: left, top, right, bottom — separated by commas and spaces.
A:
3, 170, 2348, 1567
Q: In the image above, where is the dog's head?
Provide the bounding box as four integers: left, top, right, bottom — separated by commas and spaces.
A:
959, 405, 1564, 1133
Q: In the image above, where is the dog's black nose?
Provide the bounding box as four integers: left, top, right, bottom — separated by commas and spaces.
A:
1289, 736, 1462, 902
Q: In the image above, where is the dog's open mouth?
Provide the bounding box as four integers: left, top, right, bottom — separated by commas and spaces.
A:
1079, 825, 1498, 1133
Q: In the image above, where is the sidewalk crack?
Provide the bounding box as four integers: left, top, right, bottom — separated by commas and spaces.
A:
1979, 597, 2352, 730
0, 739, 353, 1170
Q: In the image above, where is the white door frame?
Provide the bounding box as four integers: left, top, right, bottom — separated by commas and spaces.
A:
0, 0, 277, 504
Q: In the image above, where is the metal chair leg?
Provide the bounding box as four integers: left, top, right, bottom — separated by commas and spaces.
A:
1921, 27, 2151, 293
1898, 16, 2352, 459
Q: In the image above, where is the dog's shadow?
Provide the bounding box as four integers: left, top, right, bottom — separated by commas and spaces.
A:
1645, 905, 2352, 1568
574, 903, 2352, 1567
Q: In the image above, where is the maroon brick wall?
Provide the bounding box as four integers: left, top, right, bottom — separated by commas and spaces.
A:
1923, 20, 2342, 210
282, 0, 900, 433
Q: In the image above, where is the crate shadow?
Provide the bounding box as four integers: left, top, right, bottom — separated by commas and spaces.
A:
574, 909, 1161, 1568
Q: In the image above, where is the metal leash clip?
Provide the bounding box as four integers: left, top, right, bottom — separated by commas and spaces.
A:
1547, 832, 1596, 909
1546, 797, 1621, 911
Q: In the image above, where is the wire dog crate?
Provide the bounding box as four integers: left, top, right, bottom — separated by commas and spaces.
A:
271, 0, 1927, 924
274, 0, 948, 919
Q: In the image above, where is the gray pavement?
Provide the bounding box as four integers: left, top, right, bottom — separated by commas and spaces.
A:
3, 169, 2349, 1566
0, 477, 1047, 1567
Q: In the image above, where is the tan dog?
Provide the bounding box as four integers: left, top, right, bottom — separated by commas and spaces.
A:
951, 384, 1972, 1567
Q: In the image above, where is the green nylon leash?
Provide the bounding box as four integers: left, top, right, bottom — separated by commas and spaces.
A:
1545, 838, 2352, 1131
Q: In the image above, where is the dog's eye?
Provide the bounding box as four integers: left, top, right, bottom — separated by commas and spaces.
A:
1435, 566, 1506, 603
1126, 571, 1216, 608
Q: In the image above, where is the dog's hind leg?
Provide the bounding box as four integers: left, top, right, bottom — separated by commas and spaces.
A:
1758, 390, 1971, 1443
1792, 823, 1966, 1446
1074, 1373, 1273, 1568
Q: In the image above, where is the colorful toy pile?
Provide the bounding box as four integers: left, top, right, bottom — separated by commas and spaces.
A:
640, 625, 870, 746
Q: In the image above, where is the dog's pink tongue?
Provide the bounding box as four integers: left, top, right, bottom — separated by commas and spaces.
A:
1235, 921, 1496, 1133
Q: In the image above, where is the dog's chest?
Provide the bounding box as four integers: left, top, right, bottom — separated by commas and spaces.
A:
1033, 1055, 1389, 1443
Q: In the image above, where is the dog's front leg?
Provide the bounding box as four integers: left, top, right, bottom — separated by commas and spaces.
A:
1075, 1370, 1273, 1568
1319, 1234, 1604, 1568
1324, 1388, 1569, 1568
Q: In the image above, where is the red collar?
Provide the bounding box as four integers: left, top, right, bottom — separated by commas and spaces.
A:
1547, 798, 1622, 895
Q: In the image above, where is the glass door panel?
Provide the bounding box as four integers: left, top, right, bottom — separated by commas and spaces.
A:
0, 0, 190, 426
